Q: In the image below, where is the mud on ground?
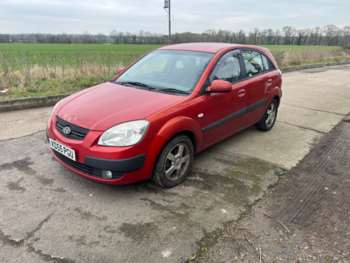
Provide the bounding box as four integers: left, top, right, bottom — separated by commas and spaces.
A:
191, 115, 350, 263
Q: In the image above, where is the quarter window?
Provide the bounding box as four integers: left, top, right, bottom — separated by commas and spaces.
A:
261, 54, 275, 71
242, 50, 264, 77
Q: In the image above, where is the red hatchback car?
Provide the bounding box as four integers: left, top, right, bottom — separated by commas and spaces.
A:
47, 43, 282, 188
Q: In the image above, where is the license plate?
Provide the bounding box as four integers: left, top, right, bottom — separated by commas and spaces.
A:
49, 139, 76, 161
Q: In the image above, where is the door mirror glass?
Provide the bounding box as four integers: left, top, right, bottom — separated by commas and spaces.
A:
207, 80, 232, 93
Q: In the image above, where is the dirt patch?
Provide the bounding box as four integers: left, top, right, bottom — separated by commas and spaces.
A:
67, 235, 100, 247
187, 152, 286, 208
53, 187, 66, 193
74, 207, 107, 221
35, 175, 54, 186
191, 116, 350, 262
119, 222, 159, 243
0, 157, 36, 175
7, 177, 25, 192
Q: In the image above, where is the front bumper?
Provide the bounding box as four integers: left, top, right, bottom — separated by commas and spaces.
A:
47, 116, 149, 185
52, 149, 145, 180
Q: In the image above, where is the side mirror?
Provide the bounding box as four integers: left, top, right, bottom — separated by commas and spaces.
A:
116, 66, 126, 75
207, 80, 232, 93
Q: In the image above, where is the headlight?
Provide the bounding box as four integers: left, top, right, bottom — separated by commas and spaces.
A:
98, 120, 149, 146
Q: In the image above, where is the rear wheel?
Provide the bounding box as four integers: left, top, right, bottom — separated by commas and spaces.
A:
152, 135, 194, 188
256, 99, 278, 131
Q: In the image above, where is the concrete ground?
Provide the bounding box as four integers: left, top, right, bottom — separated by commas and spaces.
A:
192, 115, 350, 263
0, 65, 349, 263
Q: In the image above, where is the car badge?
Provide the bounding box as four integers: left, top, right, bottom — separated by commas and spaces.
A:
62, 126, 72, 135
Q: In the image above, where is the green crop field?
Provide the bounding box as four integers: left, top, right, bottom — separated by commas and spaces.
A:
0, 43, 160, 69
0, 43, 349, 100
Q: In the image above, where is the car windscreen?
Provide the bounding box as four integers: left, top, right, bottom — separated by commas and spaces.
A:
115, 50, 213, 94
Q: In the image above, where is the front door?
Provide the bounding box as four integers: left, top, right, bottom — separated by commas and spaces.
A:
195, 50, 248, 148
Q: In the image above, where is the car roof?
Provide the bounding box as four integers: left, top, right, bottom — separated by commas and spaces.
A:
158, 42, 278, 69
159, 42, 267, 54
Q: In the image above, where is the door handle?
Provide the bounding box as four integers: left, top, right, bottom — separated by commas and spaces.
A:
266, 79, 273, 85
237, 89, 246, 98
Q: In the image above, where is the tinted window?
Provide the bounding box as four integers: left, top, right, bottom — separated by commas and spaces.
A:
242, 50, 264, 77
211, 51, 241, 83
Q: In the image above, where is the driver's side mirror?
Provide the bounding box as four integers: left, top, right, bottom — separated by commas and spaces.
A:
116, 66, 126, 75
207, 80, 232, 93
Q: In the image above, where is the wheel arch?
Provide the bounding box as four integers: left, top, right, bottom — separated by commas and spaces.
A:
273, 95, 280, 107
155, 116, 202, 153
145, 116, 202, 180
151, 117, 202, 188
166, 130, 197, 152
148, 116, 202, 164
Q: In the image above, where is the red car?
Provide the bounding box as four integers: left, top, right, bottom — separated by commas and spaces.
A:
47, 43, 282, 188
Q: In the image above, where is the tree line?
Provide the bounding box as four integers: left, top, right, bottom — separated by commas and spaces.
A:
1, 25, 349, 46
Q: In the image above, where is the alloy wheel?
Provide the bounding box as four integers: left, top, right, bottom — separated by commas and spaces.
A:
265, 102, 277, 128
164, 143, 191, 181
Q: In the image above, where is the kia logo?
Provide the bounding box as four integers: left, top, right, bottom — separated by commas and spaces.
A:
62, 126, 72, 135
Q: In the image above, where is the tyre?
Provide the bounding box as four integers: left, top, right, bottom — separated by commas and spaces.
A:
256, 99, 278, 131
152, 135, 194, 188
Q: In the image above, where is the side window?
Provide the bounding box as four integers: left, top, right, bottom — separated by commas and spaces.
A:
210, 51, 241, 83
242, 50, 264, 77
261, 54, 275, 72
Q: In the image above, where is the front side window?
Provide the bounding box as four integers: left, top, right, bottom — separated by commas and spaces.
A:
210, 51, 241, 83
242, 50, 264, 77
116, 50, 213, 94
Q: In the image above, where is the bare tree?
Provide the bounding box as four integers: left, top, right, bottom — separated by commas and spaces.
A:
1, 25, 350, 46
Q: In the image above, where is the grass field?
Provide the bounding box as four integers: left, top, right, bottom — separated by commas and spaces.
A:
0, 43, 349, 100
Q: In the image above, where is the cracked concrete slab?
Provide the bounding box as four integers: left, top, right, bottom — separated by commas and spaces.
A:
212, 122, 323, 169
278, 104, 344, 134
0, 65, 350, 262
0, 242, 47, 263
190, 116, 350, 262
0, 132, 284, 263
282, 66, 350, 115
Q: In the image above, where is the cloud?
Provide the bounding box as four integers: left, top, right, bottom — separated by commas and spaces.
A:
0, 0, 348, 34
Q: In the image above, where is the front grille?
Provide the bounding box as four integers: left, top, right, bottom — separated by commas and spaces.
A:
54, 151, 93, 174
56, 116, 89, 140
53, 151, 123, 179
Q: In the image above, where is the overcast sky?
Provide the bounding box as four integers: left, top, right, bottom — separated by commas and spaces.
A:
0, 0, 348, 34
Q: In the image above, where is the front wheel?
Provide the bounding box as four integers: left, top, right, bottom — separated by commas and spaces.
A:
152, 135, 194, 188
256, 99, 278, 131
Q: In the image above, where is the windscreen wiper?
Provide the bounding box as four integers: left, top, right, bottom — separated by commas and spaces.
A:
158, 88, 190, 95
116, 81, 189, 95
116, 81, 156, 90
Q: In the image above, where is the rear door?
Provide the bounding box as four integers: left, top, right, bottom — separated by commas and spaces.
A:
241, 49, 272, 124
261, 53, 281, 98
